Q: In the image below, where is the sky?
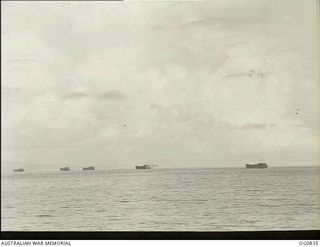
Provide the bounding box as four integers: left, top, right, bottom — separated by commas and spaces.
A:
1, 0, 319, 170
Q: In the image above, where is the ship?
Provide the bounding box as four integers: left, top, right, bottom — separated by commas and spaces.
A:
135, 161, 157, 170
245, 163, 268, 169
82, 166, 95, 171
13, 168, 24, 172
135, 164, 152, 169
60, 167, 70, 171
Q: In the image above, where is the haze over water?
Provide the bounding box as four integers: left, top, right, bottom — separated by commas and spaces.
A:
2, 166, 319, 231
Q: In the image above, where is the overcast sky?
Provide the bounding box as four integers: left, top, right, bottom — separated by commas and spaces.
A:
2, 0, 319, 170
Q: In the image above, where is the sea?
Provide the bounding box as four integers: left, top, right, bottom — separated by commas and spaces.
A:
1, 167, 319, 231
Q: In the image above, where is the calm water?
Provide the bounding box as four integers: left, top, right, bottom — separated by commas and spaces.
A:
1, 167, 319, 231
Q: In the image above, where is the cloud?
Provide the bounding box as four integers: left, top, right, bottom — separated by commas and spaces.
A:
1, 0, 318, 168
97, 90, 126, 100
64, 92, 89, 100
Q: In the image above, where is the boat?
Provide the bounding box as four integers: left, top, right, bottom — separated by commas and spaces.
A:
13, 168, 24, 172
135, 161, 157, 170
136, 164, 152, 169
82, 166, 95, 171
60, 167, 70, 171
245, 163, 268, 169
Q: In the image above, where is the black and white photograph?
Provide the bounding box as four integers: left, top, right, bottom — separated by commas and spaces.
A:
1, 0, 319, 239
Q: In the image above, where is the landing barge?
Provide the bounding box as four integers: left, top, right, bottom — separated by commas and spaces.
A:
135, 161, 157, 169
60, 167, 70, 171
245, 163, 268, 169
13, 168, 24, 172
83, 166, 95, 171
135, 164, 152, 169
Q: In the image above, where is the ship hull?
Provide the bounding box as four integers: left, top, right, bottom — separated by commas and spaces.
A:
13, 169, 24, 172
83, 167, 95, 171
60, 167, 70, 171
246, 163, 268, 169
136, 165, 151, 169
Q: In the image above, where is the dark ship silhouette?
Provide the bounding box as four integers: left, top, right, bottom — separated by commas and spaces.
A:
135, 164, 152, 169
13, 168, 24, 172
135, 161, 157, 170
82, 166, 95, 171
60, 167, 70, 171
245, 163, 268, 169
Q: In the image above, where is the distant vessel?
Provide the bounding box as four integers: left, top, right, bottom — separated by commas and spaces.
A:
82, 166, 95, 171
60, 167, 70, 171
136, 161, 157, 170
136, 164, 152, 169
13, 168, 24, 172
246, 163, 268, 169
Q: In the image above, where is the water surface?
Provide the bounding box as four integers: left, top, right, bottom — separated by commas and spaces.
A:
2, 167, 319, 231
